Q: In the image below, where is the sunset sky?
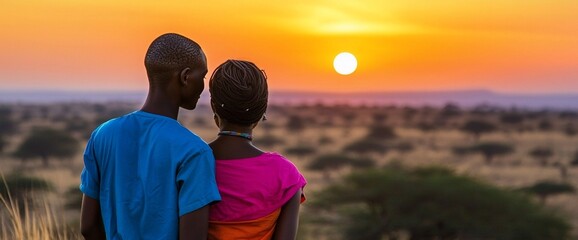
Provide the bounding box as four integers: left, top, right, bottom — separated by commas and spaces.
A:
1, 0, 577, 93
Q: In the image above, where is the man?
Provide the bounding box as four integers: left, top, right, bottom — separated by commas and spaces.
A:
80, 33, 221, 240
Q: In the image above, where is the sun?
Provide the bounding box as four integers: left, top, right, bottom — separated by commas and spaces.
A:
333, 52, 357, 75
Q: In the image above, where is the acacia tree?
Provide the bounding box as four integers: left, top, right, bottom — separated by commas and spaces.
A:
528, 147, 554, 167
366, 125, 397, 141
343, 139, 387, 156
13, 127, 80, 167
460, 119, 496, 141
284, 145, 317, 158
308, 154, 375, 180
253, 134, 285, 148
285, 115, 306, 135
470, 142, 514, 165
520, 181, 575, 205
310, 166, 571, 240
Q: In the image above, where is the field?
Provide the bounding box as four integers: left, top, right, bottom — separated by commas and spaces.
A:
1, 101, 578, 239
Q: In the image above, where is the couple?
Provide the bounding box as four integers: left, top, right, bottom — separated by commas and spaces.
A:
79, 33, 307, 240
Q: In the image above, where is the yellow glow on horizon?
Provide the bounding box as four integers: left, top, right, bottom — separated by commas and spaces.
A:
0, 0, 577, 93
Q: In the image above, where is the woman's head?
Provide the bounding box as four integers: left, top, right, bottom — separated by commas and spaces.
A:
209, 60, 268, 126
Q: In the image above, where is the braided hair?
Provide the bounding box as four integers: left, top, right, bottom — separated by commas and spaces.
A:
209, 60, 268, 125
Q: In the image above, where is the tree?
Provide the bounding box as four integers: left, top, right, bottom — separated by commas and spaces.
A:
392, 141, 414, 154
365, 125, 396, 141
571, 151, 578, 167
285, 115, 306, 134
563, 123, 577, 137
0, 134, 7, 154
311, 166, 571, 240
13, 127, 80, 167
460, 119, 496, 141
416, 121, 436, 133
253, 134, 285, 148
318, 135, 334, 145
520, 181, 575, 205
537, 119, 553, 131
341, 112, 357, 127
284, 145, 317, 158
343, 139, 387, 156
500, 112, 525, 125
0, 108, 18, 136
528, 147, 554, 167
470, 142, 514, 165
371, 113, 387, 126
308, 154, 371, 179
440, 102, 461, 119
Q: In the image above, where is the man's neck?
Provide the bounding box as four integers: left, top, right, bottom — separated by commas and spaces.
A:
141, 91, 179, 120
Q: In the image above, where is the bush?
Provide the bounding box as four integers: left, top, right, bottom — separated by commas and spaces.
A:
312, 166, 571, 240
470, 142, 514, 165
528, 147, 554, 167
571, 151, 578, 167
253, 134, 285, 148
284, 145, 316, 157
343, 139, 387, 156
519, 181, 575, 205
13, 127, 80, 167
365, 125, 396, 141
308, 154, 375, 179
460, 119, 496, 140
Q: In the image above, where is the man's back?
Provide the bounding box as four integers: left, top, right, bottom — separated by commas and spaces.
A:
80, 111, 220, 239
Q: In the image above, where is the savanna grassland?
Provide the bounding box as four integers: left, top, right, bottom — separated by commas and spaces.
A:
1, 101, 577, 239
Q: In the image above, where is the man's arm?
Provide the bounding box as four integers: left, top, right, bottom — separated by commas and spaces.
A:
273, 189, 303, 240
80, 195, 106, 240
179, 205, 210, 240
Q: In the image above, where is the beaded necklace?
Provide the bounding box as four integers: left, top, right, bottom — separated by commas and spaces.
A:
218, 130, 253, 140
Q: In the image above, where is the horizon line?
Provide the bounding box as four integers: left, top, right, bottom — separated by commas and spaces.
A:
2, 88, 578, 96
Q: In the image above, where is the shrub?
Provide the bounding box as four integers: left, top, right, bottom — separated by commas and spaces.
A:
284, 145, 317, 158
253, 134, 285, 148
343, 139, 387, 156
528, 147, 554, 167
312, 166, 571, 240
460, 119, 496, 141
13, 127, 80, 167
519, 181, 575, 205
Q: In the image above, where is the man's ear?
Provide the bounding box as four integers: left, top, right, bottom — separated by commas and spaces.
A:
179, 68, 191, 85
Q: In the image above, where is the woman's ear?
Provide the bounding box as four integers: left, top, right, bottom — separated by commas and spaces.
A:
179, 67, 190, 85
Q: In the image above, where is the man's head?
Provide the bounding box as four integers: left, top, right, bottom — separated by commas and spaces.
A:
209, 60, 268, 126
144, 33, 207, 110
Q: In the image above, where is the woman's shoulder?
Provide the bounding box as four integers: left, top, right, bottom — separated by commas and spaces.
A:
258, 152, 304, 175
259, 152, 294, 164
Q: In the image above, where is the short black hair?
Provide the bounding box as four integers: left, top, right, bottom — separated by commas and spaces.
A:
209, 60, 268, 125
144, 33, 203, 76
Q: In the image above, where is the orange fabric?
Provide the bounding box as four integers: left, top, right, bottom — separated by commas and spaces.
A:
208, 208, 282, 240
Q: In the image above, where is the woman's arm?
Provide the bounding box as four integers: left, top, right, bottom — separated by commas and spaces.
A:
272, 189, 303, 240
80, 195, 106, 240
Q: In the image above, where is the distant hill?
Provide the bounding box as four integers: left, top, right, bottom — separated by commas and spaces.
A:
269, 90, 578, 109
1, 89, 577, 110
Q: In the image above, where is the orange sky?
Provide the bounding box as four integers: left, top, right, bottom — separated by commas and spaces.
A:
0, 0, 577, 93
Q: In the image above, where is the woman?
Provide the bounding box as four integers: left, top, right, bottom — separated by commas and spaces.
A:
207, 59, 306, 240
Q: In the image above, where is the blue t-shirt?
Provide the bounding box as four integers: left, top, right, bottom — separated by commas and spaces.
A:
80, 110, 221, 239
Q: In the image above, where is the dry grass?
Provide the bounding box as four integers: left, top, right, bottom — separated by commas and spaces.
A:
2, 103, 578, 238
0, 175, 79, 240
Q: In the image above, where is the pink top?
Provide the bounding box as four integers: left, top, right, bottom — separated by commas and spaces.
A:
209, 152, 307, 222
